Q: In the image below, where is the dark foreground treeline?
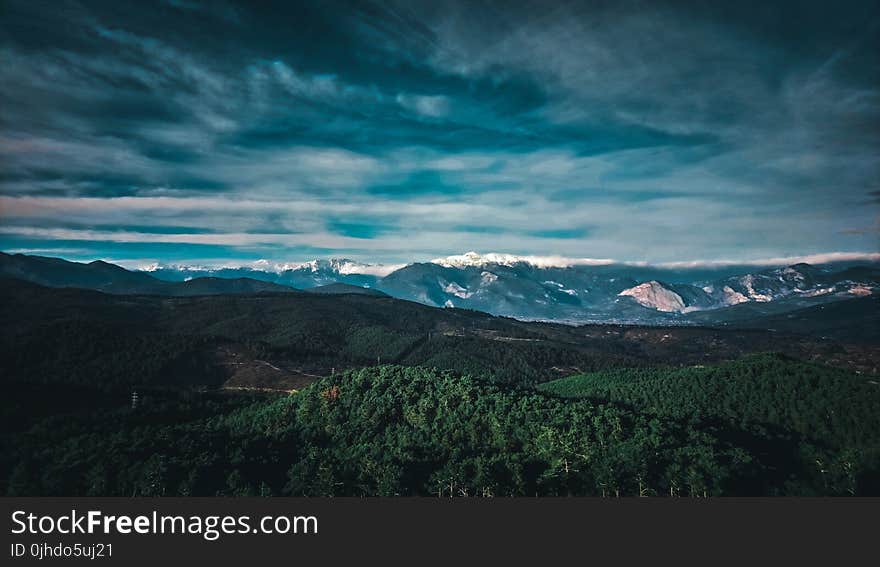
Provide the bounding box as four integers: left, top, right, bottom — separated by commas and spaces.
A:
3, 355, 878, 497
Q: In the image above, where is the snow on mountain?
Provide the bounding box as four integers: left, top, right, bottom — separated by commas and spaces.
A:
250, 259, 307, 273
615, 264, 878, 315
796, 287, 835, 298
257, 258, 403, 276
442, 281, 473, 299
389, 256, 878, 320
431, 251, 615, 269
738, 274, 774, 302
145, 258, 401, 277
543, 280, 578, 296
480, 271, 498, 285
135, 251, 878, 322
334, 260, 405, 277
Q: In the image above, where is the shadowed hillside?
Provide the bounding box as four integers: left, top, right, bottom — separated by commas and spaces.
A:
2, 278, 877, 396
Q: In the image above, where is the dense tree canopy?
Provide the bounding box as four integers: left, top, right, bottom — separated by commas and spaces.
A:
3, 358, 877, 497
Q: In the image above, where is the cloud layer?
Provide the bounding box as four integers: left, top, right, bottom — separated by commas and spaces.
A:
1, 0, 878, 265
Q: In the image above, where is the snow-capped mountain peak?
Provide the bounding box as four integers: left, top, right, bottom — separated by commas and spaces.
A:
333, 260, 406, 277
266, 258, 404, 277
431, 251, 616, 269
432, 251, 515, 268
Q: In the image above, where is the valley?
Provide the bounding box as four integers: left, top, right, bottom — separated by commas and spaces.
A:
1, 253, 879, 497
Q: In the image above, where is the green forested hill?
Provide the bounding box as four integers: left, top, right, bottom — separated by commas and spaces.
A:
2, 278, 879, 496
538, 353, 880, 448
539, 354, 880, 493
4, 361, 876, 497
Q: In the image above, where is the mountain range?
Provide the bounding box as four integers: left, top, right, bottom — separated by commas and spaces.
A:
2, 250, 877, 326
142, 251, 878, 324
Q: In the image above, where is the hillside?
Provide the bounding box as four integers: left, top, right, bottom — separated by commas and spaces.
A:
729, 295, 880, 343
0, 252, 296, 296
537, 354, 880, 491
2, 276, 879, 496
2, 278, 877, 397
305, 283, 389, 296
538, 353, 880, 449
4, 360, 878, 496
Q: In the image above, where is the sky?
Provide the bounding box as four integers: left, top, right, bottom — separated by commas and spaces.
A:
0, 0, 878, 267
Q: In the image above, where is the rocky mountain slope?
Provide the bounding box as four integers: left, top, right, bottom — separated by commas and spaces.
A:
3, 251, 877, 324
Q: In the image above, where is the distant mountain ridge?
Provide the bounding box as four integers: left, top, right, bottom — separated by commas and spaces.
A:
2, 251, 877, 324
615, 263, 873, 314
0, 252, 296, 296
380, 258, 877, 323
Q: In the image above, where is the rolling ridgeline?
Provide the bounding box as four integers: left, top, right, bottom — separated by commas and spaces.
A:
1, 257, 879, 496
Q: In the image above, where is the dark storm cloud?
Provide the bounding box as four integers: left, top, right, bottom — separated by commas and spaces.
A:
0, 0, 878, 265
